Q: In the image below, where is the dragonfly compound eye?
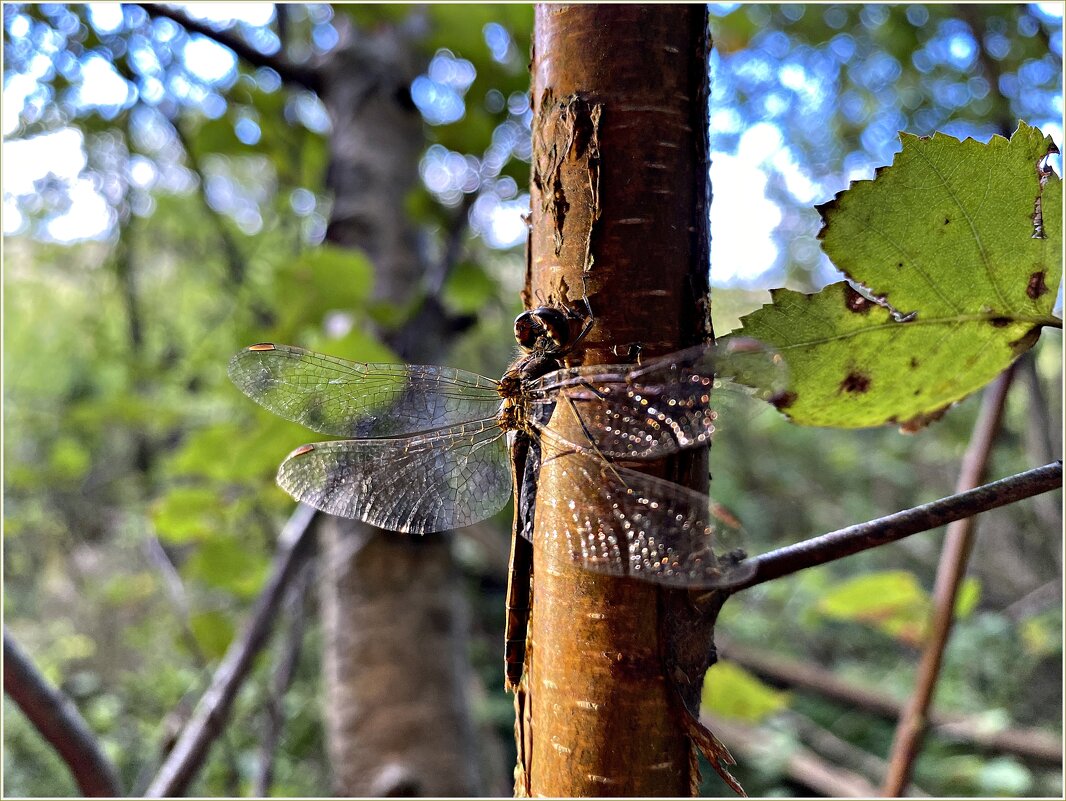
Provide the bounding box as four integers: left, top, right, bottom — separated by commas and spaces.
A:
531, 307, 570, 350
514, 310, 540, 352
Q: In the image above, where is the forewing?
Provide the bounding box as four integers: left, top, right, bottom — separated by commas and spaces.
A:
528, 340, 785, 459
277, 421, 511, 534
229, 343, 502, 437
540, 451, 755, 588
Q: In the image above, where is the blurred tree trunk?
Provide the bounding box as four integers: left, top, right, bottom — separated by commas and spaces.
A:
517, 5, 717, 796
315, 20, 482, 796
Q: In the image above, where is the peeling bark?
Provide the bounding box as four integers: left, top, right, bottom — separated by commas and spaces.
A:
523, 5, 716, 796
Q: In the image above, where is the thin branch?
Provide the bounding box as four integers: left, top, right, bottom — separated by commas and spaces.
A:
253, 561, 312, 796
3, 630, 124, 797
730, 462, 1063, 592
1020, 352, 1057, 471
142, 536, 246, 789
883, 365, 1016, 795
170, 115, 246, 286
274, 3, 291, 55
144, 536, 209, 666
717, 637, 1064, 764
1003, 578, 1061, 620
703, 713, 880, 797
786, 712, 929, 796
145, 503, 317, 797
130, 3, 320, 92
957, 4, 1016, 137
426, 191, 477, 297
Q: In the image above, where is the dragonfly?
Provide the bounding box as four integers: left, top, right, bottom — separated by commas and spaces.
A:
228, 305, 783, 689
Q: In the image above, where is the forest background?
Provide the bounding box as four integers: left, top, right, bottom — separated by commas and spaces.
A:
3, 3, 1063, 797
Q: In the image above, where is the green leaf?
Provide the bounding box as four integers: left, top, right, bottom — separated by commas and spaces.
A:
426, 5, 533, 60
166, 421, 289, 483
151, 486, 234, 544
307, 326, 400, 366
185, 537, 268, 598
272, 245, 375, 328
728, 123, 1061, 428
49, 437, 91, 481
189, 610, 235, 661
816, 570, 930, 644
702, 661, 790, 722
976, 757, 1033, 796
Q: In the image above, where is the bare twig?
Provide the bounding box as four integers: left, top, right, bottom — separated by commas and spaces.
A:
130, 3, 320, 92
1020, 352, 1057, 472
786, 712, 928, 796
957, 5, 1016, 137
145, 503, 317, 797
169, 116, 246, 286
274, 3, 291, 54
882, 366, 1016, 795
142, 536, 246, 791
253, 561, 313, 796
426, 190, 477, 297
717, 638, 1063, 764
1003, 578, 1061, 620
703, 713, 879, 797
144, 537, 209, 666
4, 630, 124, 797
1019, 353, 1063, 568
730, 462, 1062, 592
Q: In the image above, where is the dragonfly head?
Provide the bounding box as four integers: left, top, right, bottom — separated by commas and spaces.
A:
514, 307, 572, 354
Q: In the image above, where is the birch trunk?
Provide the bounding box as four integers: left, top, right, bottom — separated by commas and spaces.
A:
518, 5, 716, 795
316, 20, 481, 796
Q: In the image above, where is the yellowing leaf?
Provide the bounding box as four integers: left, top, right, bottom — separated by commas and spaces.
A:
727, 123, 1061, 428
818, 572, 980, 644
1021, 612, 1061, 658
954, 577, 981, 620
702, 661, 790, 722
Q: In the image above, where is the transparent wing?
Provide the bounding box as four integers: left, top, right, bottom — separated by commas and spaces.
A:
527, 340, 785, 459
229, 343, 502, 438
540, 451, 755, 588
277, 421, 511, 534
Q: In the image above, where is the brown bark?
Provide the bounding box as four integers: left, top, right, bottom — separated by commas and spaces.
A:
318, 529, 480, 795
316, 19, 482, 796
523, 5, 714, 795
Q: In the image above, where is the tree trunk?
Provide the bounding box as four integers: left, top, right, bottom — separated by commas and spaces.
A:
316, 20, 482, 796
518, 5, 714, 796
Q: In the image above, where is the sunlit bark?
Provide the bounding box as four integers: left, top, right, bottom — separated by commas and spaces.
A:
522, 5, 714, 795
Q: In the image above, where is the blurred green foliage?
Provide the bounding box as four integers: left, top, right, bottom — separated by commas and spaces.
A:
703, 661, 791, 722
3, 3, 1061, 797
